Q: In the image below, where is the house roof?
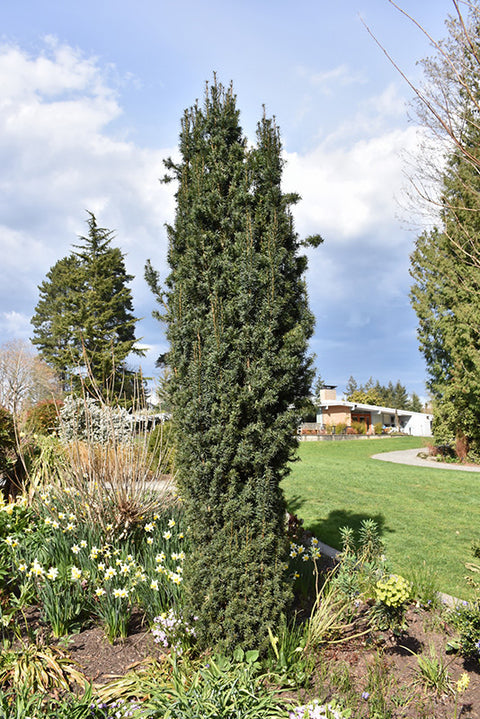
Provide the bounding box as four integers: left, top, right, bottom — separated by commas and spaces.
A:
318, 400, 431, 419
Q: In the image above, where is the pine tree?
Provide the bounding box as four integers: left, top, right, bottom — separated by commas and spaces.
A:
32, 213, 142, 398
147, 80, 320, 651
408, 392, 423, 413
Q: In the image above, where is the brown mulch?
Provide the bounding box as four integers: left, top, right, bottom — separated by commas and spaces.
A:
12, 604, 480, 716
314, 606, 480, 718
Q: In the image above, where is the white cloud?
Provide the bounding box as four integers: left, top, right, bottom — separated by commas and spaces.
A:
284, 123, 422, 242
0, 312, 31, 339
0, 40, 175, 345
297, 63, 366, 92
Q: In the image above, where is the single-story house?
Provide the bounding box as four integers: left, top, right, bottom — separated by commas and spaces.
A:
316, 385, 433, 437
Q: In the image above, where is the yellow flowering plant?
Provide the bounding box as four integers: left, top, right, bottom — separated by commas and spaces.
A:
372, 574, 412, 633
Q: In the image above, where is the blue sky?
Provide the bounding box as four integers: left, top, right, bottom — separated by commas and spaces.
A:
0, 0, 455, 398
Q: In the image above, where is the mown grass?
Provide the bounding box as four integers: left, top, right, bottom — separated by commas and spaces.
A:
283, 436, 479, 599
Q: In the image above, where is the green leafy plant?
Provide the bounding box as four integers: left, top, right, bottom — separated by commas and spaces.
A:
143, 652, 286, 718
404, 561, 440, 609
333, 520, 386, 600
266, 616, 312, 688
447, 601, 480, 662
37, 573, 87, 638
408, 643, 453, 696
0, 685, 45, 719
371, 574, 412, 633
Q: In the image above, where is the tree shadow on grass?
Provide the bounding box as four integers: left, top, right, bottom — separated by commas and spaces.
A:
308, 509, 395, 552
286, 495, 306, 516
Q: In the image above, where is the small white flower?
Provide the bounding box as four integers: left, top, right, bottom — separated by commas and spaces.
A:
79, 540, 87, 548
163, 530, 172, 540
144, 522, 155, 533
168, 518, 176, 528
150, 580, 159, 591
46, 567, 59, 580
71, 566, 82, 581
71, 545, 81, 555
113, 587, 128, 599
95, 587, 106, 597
30, 559, 44, 577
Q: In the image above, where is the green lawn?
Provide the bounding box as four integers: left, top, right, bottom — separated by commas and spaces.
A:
282, 436, 480, 600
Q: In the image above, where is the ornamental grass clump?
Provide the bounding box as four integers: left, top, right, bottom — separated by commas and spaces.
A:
29, 375, 176, 539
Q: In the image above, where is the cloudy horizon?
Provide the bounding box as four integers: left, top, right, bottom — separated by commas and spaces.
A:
0, 0, 455, 399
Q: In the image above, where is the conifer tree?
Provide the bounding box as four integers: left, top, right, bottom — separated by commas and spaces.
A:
147, 80, 320, 650
409, 5, 480, 454
32, 213, 142, 398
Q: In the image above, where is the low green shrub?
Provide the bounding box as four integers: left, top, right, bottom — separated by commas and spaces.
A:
447, 601, 480, 662
350, 421, 366, 435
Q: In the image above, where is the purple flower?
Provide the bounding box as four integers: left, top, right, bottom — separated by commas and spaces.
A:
362, 691, 370, 700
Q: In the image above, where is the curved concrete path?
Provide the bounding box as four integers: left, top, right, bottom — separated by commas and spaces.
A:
371, 447, 480, 472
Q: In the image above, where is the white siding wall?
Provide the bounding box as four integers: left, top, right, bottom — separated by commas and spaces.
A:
403, 413, 433, 436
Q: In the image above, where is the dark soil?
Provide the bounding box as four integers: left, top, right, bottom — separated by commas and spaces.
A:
15, 604, 480, 716
311, 605, 480, 718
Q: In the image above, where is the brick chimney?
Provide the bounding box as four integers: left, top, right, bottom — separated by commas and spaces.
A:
319, 385, 337, 402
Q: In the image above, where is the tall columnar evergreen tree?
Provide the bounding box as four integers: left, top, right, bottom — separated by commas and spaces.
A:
409, 7, 480, 455
146, 80, 321, 650
32, 213, 142, 399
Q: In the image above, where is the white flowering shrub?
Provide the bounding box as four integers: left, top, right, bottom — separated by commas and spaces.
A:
59, 395, 133, 444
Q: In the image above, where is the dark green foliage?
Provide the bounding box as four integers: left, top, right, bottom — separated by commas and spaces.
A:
31, 212, 143, 400
409, 7, 480, 456
0, 408, 16, 476
147, 80, 318, 651
409, 392, 423, 413
345, 376, 418, 410
24, 399, 62, 435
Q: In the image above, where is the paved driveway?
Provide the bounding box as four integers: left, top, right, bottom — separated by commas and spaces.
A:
371, 447, 480, 472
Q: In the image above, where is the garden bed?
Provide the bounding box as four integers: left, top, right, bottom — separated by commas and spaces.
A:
8, 600, 480, 718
